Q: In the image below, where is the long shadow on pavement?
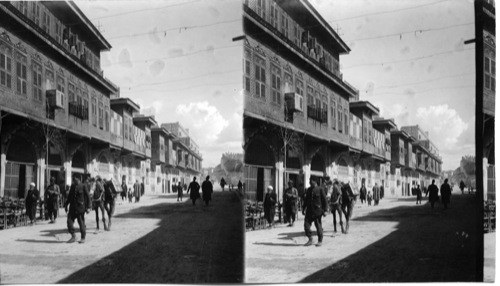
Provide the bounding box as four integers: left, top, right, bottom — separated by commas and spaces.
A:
58, 191, 244, 283
301, 195, 479, 282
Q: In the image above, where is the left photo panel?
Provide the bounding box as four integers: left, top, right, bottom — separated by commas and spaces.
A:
0, 0, 245, 283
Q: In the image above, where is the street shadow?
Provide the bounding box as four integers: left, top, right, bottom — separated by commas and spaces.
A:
15, 238, 63, 244
40, 228, 67, 237
277, 231, 308, 240
58, 191, 244, 283
253, 242, 302, 247
300, 194, 478, 282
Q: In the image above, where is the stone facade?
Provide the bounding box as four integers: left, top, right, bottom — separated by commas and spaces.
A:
242, 0, 442, 203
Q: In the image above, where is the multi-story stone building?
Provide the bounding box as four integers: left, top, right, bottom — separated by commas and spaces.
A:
0, 1, 202, 199
242, 0, 442, 202
0, 1, 119, 199
474, 0, 495, 202
162, 122, 203, 186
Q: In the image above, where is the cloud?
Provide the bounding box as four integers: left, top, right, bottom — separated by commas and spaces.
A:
175, 101, 229, 143
149, 60, 165, 76
118, 48, 133, 68
216, 112, 243, 144
416, 104, 468, 151
382, 103, 410, 126
140, 100, 164, 117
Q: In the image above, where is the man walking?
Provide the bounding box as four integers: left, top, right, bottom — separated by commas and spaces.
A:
103, 179, 117, 230
263, 186, 277, 228
359, 181, 367, 205
416, 184, 423, 205
284, 180, 298, 227
177, 181, 183, 202
45, 177, 60, 223
187, 177, 201, 206
25, 182, 39, 225
121, 180, 127, 202
372, 182, 380, 206
65, 176, 91, 244
302, 178, 327, 247
93, 176, 107, 231
440, 178, 452, 210
428, 179, 439, 209
201, 176, 214, 206
459, 180, 466, 195
220, 177, 226, 191
133, 179, 141, 203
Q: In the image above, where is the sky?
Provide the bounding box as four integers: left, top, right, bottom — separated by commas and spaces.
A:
78, 0, 476, 170
78, 0, 243, 168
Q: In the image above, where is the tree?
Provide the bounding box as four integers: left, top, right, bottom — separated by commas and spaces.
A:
38, 121, 65, 196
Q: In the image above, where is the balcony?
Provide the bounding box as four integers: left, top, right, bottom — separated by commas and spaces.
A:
374, 147, 385, 159
68, 102, 88, 120
307, 106, 327, 123
349, 136, 362, 150
110, 133, 123, 148
134, 142, 146, 156
362, 141, 374, 154
4, 3, 109, 88
243, 0, 343, 82
384, 150, 391, 161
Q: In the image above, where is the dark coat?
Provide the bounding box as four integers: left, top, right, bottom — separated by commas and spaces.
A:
284, 187, 298, 214
65, 182, 91, 215
188, 181, 201, 199
416, 187, 422, 200
359, 186, 367, 200
133, 182, 141, 198
103, 181, 117, 202
341, 184, 355, 205
428, 184, 439, 202
177, 184, 183, 196
329, 184, 342, 211
440, 183, 452, 204
25, 188, 39, 220
459, 181, 466, 190
373, 185, 380, 202
201, 180, 213, 201
264, 192, 277, 223
45, 184, 60, 206
303, 185, 327, 218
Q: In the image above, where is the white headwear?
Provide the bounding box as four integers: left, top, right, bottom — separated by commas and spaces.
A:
267, 186, 273, 191
30, 182, 36, 187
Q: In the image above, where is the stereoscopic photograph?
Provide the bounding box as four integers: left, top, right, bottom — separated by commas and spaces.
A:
0, 0, 495, 284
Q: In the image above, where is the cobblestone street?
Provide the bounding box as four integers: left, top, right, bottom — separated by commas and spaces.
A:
0, 189, 243, 284
246, 191, 479, 283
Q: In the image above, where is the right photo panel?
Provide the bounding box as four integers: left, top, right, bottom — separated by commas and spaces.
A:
242, 0, 493, 283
